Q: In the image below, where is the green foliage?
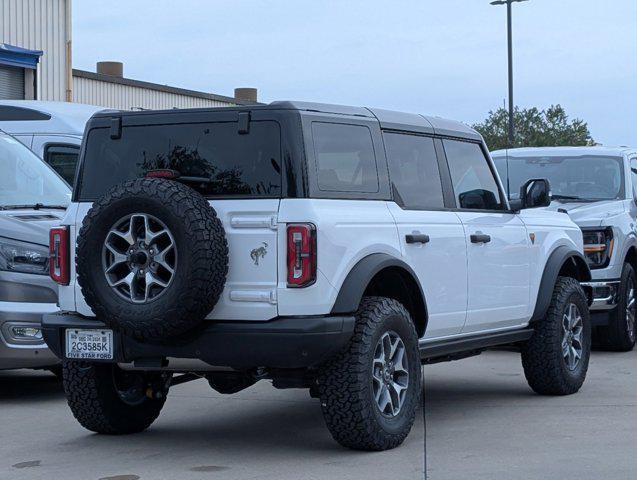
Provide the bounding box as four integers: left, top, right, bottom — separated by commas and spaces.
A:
473, 105, 594, 151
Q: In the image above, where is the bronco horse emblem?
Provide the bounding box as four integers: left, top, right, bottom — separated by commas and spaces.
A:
250, 242, 268, 265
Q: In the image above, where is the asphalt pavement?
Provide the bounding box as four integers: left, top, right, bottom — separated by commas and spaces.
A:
1, 348, 635, 480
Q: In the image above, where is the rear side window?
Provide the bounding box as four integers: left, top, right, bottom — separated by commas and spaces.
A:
78, 121, 281, 200
312, 122, 379, 193
44, 144, 80, 186
383, 132, 444, 209
444, 140, 503, 210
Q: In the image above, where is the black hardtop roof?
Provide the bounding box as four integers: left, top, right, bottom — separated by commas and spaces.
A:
91, 100, 482, 141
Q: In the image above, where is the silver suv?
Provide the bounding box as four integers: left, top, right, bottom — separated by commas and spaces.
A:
493, 146, 637, 351
0, 130, 69, 371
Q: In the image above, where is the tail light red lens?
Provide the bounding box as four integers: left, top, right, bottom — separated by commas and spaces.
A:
49, 226, 70, 285
287, 223, 316, 287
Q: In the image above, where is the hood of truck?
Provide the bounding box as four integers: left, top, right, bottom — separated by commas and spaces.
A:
0, 208, 65, 246
545, 200, 624, 228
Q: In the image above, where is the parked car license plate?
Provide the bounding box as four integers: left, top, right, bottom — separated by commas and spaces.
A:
65, 329, 114, 360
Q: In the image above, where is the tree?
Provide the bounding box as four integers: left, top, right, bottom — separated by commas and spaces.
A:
472, 104, 594, 151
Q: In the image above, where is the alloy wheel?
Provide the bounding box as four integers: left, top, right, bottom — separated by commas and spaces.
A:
562, 303, 584, 371
102, 213, 177, 303
372, 331, 409, 417
625, 278, 636, 343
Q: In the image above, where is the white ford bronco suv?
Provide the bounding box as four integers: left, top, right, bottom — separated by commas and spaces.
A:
493, 146, 637, 352
43, 102, 592, 451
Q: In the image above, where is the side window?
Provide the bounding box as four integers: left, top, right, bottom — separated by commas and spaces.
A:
44, 144, 80, 186
444, 140, 503, 210
383, 132, 444, 209
312, 122, 379, 193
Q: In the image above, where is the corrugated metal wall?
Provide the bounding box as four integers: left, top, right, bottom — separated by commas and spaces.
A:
73, 76, 235, 110
0, 0, 70, 101
0, 64, 25, 98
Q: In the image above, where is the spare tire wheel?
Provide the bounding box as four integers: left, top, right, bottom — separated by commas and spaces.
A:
76, 178, 228, 341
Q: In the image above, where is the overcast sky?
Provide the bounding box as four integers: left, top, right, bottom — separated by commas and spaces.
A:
73, 0, 637, 147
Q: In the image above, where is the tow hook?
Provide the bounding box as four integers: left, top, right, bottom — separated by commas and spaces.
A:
145, 386, 164, 400
145, 373, 173, 399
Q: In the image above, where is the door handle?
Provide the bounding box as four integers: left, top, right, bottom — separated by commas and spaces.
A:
405, 234, 430, 244
470, 234, 491, 244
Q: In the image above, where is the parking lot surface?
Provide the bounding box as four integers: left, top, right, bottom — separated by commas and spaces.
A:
1, 348, 635, 480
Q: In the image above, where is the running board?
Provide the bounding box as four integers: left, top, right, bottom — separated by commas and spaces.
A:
419, 328, 534, 362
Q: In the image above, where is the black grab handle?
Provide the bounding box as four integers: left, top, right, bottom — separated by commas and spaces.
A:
470, 234, 491, 244
405, 234, 430, 244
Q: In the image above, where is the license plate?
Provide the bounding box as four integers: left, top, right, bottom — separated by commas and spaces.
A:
65, 329, 114, 360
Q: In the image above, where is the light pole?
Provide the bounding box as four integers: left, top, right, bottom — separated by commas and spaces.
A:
490, 0, 528, 148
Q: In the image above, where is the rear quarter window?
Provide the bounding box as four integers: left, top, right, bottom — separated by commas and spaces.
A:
44, 144, 80, 186
312, 122, 379, 193
77, 121, 282, 200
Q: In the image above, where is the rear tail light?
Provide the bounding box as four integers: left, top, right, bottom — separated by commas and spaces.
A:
287, 223, 316, 287
49, 226, 70, 285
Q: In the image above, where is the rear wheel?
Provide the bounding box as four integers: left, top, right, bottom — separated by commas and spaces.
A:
62, 361, 169, 434
317, 297, 421, 451
522, 276, 591, 395
596, 263, 637, 352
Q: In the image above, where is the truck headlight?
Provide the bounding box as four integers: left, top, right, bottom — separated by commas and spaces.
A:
0, 237, 49, 275
582, 228, 613, 269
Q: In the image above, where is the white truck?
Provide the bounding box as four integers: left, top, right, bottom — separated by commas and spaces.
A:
493, 146, 637, 352
0, 100, 106, 185
43, 102, 592, 451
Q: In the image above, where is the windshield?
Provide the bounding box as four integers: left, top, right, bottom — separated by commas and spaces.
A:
0, 132, 71, 208
495, 154, 624, 201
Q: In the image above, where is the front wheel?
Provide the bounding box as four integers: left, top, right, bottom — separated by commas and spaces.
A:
317, 297, 422, 451
522, 276, 591, 395
62, 361, 169, 434
596, 262, 637, 352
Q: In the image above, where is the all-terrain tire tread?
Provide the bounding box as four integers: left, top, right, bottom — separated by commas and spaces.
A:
522, 276, 590, 396
318, 296, 420, 451
62, 361, 165, 434
76, 178, 228, 341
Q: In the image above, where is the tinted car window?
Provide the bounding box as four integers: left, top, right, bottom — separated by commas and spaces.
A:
384, 132, 444, 209
444, 140, 503, 210
78, 121, 281, 200
312, 122, 378, 193
44, 144, 80, 186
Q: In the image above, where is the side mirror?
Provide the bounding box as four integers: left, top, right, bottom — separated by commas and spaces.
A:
510, 178, 551, 211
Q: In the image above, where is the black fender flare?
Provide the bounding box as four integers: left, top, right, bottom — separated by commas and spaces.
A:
330, 253, 427, 317
531, 245, 592, 323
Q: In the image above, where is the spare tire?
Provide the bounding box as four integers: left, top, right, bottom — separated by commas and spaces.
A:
76, 178, 228, 342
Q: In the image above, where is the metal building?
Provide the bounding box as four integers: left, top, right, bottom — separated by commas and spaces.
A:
72, 63, 252, 110
0, 0, 71, 101
0, 0, 256, 109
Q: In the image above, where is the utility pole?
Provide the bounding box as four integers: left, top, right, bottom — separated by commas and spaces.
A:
490, 0, 528, 148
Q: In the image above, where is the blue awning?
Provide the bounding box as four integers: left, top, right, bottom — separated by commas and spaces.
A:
0, 43, 43, 69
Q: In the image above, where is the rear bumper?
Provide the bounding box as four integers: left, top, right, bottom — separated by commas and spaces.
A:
581, 280, 620, 311
42, 312, 355, 370
0, 301, 60, 370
